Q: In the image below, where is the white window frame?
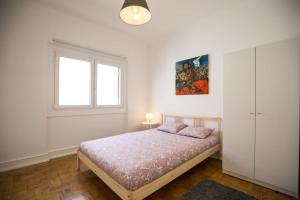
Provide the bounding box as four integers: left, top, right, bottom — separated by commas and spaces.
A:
48, 40, 127, 117
54, 50, 94, 109
95, 58, 124, 109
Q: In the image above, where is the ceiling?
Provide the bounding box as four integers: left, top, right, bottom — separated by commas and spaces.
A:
39, 0, 242, 42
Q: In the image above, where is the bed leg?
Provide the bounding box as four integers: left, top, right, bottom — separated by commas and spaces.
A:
77, 154, 81, 171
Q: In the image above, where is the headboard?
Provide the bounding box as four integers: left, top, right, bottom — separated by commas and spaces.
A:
161, 113, 222, 136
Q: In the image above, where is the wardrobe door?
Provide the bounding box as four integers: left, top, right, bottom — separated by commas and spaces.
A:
223, 48, 256, 179
255, 39, 299, 194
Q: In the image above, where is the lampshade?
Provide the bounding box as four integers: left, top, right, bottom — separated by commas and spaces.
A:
146, 113, 153, 122
120, 0, 151, 25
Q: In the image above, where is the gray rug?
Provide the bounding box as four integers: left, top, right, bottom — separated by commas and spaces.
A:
178, 179, 257, 200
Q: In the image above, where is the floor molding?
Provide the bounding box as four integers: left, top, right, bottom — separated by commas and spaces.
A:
48, 145, 78, 159
0, 146, 218, 172
0, 153, 50, 172
0, 146, 78, 172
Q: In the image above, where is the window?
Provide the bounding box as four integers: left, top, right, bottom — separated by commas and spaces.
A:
50, 41, 127, 116
58, 57, 91, 106
97, 64, 120, 106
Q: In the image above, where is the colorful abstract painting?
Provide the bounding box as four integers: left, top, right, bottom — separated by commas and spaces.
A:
176, 54, 209, 95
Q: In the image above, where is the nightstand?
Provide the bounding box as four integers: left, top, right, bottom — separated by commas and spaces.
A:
141, 122, 160, 130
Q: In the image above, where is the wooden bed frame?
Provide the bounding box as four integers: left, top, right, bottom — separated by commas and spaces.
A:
77, 114, 222, 200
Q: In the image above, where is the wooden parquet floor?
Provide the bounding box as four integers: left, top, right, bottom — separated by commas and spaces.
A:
0, 155, 295, 200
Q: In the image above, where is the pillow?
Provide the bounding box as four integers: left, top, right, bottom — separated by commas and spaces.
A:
157, 122, 187, 134
178, 126, 213, 139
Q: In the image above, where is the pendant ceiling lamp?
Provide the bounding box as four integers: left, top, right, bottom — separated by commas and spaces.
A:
120, 0, 151, 25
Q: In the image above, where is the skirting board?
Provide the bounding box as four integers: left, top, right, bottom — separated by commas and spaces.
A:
223, 169, 298, 198
0, 146, 78, 172
48, 146, 78, 159
0, 146, 221, 172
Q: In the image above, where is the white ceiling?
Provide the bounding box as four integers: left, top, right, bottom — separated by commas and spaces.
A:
39, 0, 242, 42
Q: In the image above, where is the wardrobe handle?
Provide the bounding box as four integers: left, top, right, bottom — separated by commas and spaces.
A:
250, 112, 255, 115
257, 112, 263, 115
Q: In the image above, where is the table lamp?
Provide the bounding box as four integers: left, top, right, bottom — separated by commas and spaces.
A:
146, 113, 153, 123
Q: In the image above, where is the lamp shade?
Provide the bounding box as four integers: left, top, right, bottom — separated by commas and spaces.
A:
146, 113, 153, 122
120, 0, 151, 25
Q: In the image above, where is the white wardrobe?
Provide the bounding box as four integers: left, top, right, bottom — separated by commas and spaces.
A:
223, 38, 299, 197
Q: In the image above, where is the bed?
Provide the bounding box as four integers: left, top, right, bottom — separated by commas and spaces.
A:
77, 114, 221, 200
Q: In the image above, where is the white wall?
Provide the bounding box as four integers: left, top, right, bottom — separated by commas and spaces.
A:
0, 0, 149, 170
148, 0, 300, 121
1, 0, 300, 171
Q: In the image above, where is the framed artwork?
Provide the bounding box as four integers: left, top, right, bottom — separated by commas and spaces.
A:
176, 54, 209, 95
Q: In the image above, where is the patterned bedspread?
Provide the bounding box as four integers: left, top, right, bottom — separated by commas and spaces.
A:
79, 128, 219, 191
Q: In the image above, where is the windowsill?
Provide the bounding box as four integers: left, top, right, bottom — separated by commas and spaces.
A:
47, 107, 127, 118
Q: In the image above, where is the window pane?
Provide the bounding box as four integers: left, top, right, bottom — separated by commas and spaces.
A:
97, 64, 120, 105
59, 57, 91, 106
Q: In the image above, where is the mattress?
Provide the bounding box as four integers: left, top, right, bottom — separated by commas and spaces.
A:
79, 128, 219, 191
